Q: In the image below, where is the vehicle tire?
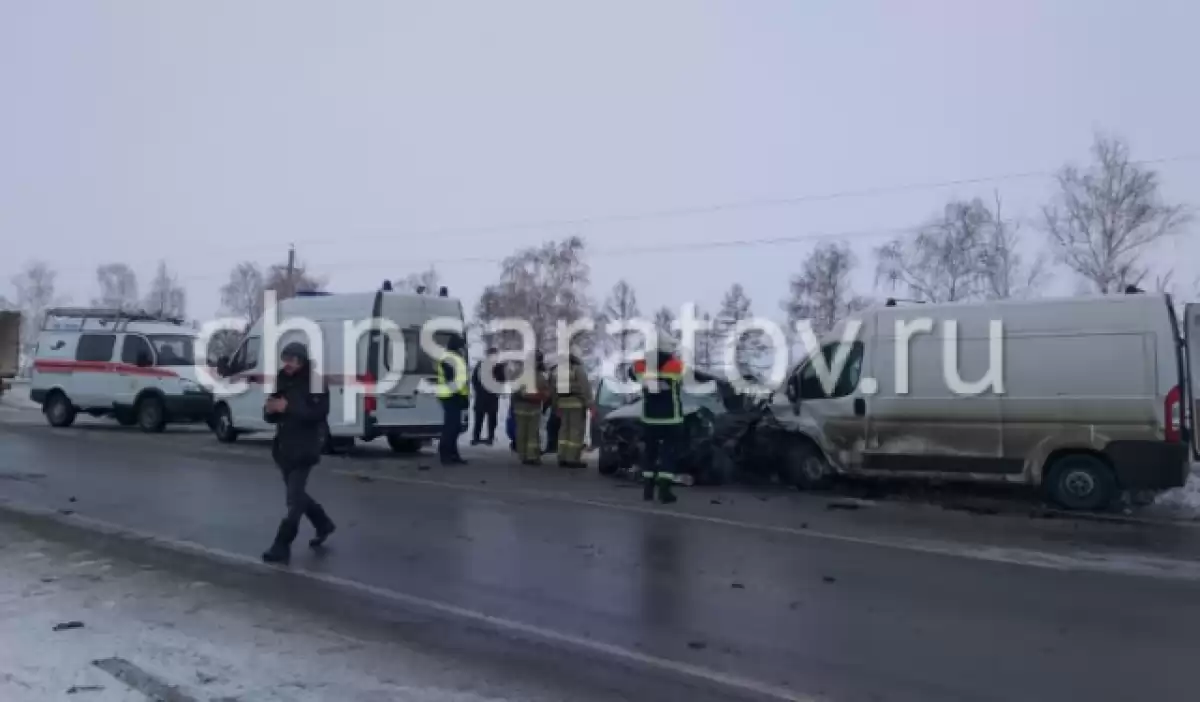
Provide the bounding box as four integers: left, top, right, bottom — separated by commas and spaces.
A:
598, 444, 620, 475
779, 439, 833, 490
386, 435, 422, 454
114, 408, 137, 427
1044, 453, 1117, 512
135, 395, 167, 433
702, 449, 737, 486
329, 436, 355, 454
44, 391, 76, 428
212, 404, 238, 443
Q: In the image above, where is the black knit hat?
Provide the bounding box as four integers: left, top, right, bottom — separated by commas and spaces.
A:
280, 342, 309, 363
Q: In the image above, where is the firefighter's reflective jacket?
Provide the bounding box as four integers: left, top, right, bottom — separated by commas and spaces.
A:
630, 355, 685, 425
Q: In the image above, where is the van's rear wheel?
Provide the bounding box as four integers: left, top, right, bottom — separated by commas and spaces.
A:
1045, 454, 1116, 511
387, 435, 422, 454
136, 395, 167, 433
44, 391, 76, 428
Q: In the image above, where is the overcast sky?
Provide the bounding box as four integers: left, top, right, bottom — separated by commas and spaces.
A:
2, 1, 1197, 323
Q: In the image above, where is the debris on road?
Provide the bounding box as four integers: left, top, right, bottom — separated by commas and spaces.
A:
687, 641, 707, 650
65, 684, 105, 694
730, 582, 745, 589
53, 620, 85, 631
822, 576, 837, 584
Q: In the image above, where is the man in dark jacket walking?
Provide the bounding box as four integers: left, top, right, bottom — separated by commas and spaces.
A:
470, 347, 504, 445
261, 342, 335, 565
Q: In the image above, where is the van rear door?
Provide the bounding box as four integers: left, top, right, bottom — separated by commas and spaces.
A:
1184, 303, 1200, 460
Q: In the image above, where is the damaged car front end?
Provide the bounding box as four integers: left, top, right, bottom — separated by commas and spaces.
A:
596, 371, 777, 485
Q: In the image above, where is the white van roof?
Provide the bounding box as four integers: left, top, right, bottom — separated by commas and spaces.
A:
826, 292, 1173, 344
40, 307, 192, 336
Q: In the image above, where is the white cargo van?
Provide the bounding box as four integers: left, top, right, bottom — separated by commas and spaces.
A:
772, 292, 1193, 510
30, 308, 213, 431
208, 288, 465, 453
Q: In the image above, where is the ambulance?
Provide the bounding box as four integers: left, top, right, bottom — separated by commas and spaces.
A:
208, 286, 466, 454
30, 308, 213, 431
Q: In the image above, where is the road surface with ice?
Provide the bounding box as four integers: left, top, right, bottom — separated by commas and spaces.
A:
3, 404, 1200, 701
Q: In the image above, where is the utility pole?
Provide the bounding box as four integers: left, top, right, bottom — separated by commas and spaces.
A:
284, 244, 296, 299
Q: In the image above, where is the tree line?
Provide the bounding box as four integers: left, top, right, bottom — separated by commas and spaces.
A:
3, 133, 1192, 368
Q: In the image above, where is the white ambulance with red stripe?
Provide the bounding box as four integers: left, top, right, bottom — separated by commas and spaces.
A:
30, 308, 214, 431
207, 286, 466, 454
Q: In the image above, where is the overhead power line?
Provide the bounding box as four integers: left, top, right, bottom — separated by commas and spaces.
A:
280, 152, 1200, 249
166, 221, 945, 284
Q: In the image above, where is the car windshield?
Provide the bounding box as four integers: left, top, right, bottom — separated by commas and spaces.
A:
149, 335, 197, 366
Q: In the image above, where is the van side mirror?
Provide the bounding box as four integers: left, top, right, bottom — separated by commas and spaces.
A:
216, 356, 231, 377
136, 352, 153, 368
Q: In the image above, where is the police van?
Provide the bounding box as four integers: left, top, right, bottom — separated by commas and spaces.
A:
30, 308, 213, 431
207, 286, 466, 454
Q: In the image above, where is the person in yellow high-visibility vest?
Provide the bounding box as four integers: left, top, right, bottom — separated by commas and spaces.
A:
551, 347, 592, 468
435, 334, 470, 465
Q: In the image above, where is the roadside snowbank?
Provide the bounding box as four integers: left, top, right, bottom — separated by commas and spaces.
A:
0, 379, 38, 411
1152, 464, 1200, 517
0, 522, 535, 702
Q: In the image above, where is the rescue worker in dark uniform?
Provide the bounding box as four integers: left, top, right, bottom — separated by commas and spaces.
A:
513, 350, 550, 465
550, 346, 592, 468
436, 333, 470, 465
629, 334, 686, 504
262, 342, 335, 565
470, 347, 504, 446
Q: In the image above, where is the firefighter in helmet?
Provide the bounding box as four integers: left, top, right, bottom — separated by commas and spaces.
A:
628, 332, 686, 504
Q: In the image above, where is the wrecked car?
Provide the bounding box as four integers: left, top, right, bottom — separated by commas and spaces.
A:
596, 370, 782, 485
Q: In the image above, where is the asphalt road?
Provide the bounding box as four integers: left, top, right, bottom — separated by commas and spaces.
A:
2, 415, 1200, 701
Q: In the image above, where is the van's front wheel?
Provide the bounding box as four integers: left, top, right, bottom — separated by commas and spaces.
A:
780, 440, 833, 490
212, 404, 238, 443
1045, 454, 1117, 511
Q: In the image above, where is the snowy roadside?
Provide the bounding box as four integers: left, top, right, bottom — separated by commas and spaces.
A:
0, 379, 38, 412
0, 520, 546, 702
1152, 464, 1200, 517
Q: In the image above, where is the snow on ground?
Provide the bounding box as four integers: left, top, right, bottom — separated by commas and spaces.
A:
0, 521, 536, 702
0, 379, 38, 412
1153, 464, 1200, 517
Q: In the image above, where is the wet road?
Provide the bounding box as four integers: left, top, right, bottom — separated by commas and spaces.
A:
2, 419, 1200, 701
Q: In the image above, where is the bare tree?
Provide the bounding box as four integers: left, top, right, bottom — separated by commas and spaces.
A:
713, 283, 766, 377
206, 329, 243, 363
143, 261, 187, 319
11, 261, 62, 353
93, 263, 140, 310
265, 260, 325, 300
784, 242, 869, 337
980, 193, 1045, 300
220, 262, 266, 323
653, 306, 678, 344
396, 266, 441, 294
475, 236, 595, 355
599, 279, 643, 362
876, 199, 999, 303
1042, 133, 1192, 293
